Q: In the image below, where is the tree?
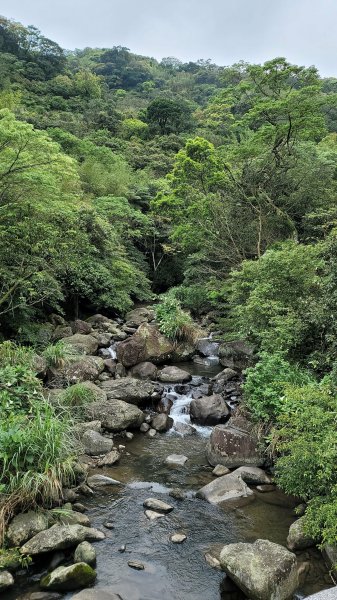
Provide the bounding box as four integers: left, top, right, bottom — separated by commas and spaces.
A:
146, 98, 194, 134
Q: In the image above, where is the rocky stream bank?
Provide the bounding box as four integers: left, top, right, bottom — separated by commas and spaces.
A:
0, 307, 335, 600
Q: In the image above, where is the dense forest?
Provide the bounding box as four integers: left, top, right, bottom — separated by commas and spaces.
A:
0, 14, 337, 583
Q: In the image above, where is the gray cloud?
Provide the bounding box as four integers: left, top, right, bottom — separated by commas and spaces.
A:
1, 0, 336, 76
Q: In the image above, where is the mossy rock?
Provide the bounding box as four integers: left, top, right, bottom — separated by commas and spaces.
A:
0, 548, 22, 571
40, 562, 96, 591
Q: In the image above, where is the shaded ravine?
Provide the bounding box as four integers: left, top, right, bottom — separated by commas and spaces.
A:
5, 361, 333, 600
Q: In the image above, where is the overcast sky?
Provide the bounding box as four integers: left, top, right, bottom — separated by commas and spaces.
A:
1, 0, 336, 76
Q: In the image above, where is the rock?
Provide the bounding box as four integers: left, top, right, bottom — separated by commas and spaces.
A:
146, 428, 157, 438
22, 593, 62, 600
306, 592, 337, 600
53, 325, 73, 341
219, 340, 254, 370
91, 332, 112, 348
96, 449, 121, 467
190, 394, 230, 426
79, 381, 106, 401
57, 512, 91, 527
151, 413, 173, 432
256, 484, 276, 493
129, 362, 158, 380
72, 320, 93, 335
40, 562, 96, 591
197, 338, 220, 357
170, 533, 187, 543
206, 415, 264, 468
103, 522, 114, 530
103, 359, 116, 375
174, 422, 196, 436
213, 368, 237, 383
76, 484, 94, 496
7, 510, 49, 547
128, 560, 144, 570
50, 357, 105, 386
157, 366, 192, 383
125, 307, 155, 327
165, 454, 188, 467
100, 377, 155, 405
32, 354, 48, 378
204, 552, 221, 569
171, 341, 196, 362
197, 473, 255, 507
169, 488, 186, 501
212, 465, 231, 477
87, 399, 144, 432
74, 421, 102, 439
145, 510, 165, 520
0, 571, 14, 591
219, 539, 299, 600
116, 323, 174, 367
63, 334, 99, 355
232, 466, 271, 485
20, 525, 105, 555
86, 314, 111, 326
73, 503, 87, 513
87, 475, 121, 488
125, 432, 134, 441
143, 498, 173, 513
287, 516, 315, 551
62, 488, 79, 502
82, 430, 113, 456
74, 541, 96, 566
72, 590, 122, 600
140, 422, 150, 433
323, 544, 337, 577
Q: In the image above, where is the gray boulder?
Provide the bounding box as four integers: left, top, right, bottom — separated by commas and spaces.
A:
232, 466, 271, 485
157, 366, 191, 383
82, 430, 113, 456
40, 562, 96, 591
219, 340, 254, 370
190, 394, 230, 426
197, 338, 220, 357
125, 307, 155, 327
0, 571, 14, 591
143, 498, 173, 513
87, 475, 120, 488
219, 539, 299, 600
20, 525, 105, 555
151, 413, 173, 432
97, 449, 121, 467
100, 377, 155, 404
129, 361, 158, 380
49, 357, 105, 386
74, 541, 96, 566
165, 454, 188, 467
72, 590, 122, 600
116, 323, 174, 367
213, 368, 237, 383
287, 516, 315, 551
197, 473, 254, 507
63, 334, 99, 355
206, 415, 264, 468
7, 510, 49, 547
72, 320, 93, 335
87, 399, 144, 431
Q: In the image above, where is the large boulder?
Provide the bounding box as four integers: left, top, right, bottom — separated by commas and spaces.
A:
196, 473, 254, 508
40, 563, 96, 591
74, 541, 96, 566
125, 307, 155, 328
72, 590, 123, 600
206, 415, 264, 468
72, 320, 93, 335
63, 335, 99, 356
219, 539, 299, 600
129, 361, 158, 380
287, 516, 315, 551
100, 377, 156, 405
197, 338, 220, 357
190, 394, 230, 426
116, 323, 174, 368
49, 357, 104, 386
151, 413, 173, 432
157, 366, 191, 383
20, 525, 105, 555
219, 340, 254, 370
87, 399, 144, 431
82, 430, 113, 456
232, 466, 271, 485
7, 510, 49, 547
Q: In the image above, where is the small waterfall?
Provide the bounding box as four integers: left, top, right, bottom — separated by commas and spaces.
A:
196, 336, 221, 366
108, 343, 117, 360
164, 379, 212, 437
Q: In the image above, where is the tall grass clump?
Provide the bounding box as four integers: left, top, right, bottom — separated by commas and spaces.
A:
155, 295, 199, 344
42, 340, 76, 369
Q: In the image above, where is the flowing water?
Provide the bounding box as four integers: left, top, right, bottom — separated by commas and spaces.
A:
5, 361, 333, 600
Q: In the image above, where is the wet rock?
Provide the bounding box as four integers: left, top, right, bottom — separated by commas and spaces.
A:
62, 488, 79, 502
174, 422, 196, 436
63, 334, 99, 356
100, 377, 155, 405
170, 533, 187, 543
72, 320, 93, 335
190, 394, 230, 426
96, 449, 121, 467
82, 430, 113, 456
74, 421, 102, 438
197, 338, 220, 357
40, 562, 96, 591
151, 413, 173, 432
103, 522, 114, 530
212, 465, 231, 477
76, 484, 94, 497
128, 560, 144, 570
213, 368, 237, 383
72, 591, 122, 600
91, 332, 112, 348
117, 323, 174, 368
0, 571, 14, 591
165, 454, 188, 467
140, 422, 150, 433
22, 593, 62, 600
219, 539, 299, 600
125, 432, 134, 441
103, 359, 116, 375
87, 475, 121, 488
125, 307, 155, 327
56, 512, 91, 527
157, 366, 192, 383
287, 516, 315, 551
146, 428, 157, 438
204, 552, 221, 569
118, 545, 126, 553
169, 488, 186, 501
145, 510, 165, 520
73, 503, 87, 513
87, 399, 144, 432
129, 361, 158, 380
86, 314, 111, 326
20, 525, 105, 555
74, 542, 96, 566
7, 510, 49, 547
156, 396, 173, 414
256, 484, 276, 493
206, 415, 264, 468
232, 466, 271, 485
197, 473, 255, 508
143, 498, 173, 513
219, 340, 254, 370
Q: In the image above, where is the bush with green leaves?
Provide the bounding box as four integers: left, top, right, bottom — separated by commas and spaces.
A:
155, 295, 198, 343
243, 351, 313, 422
42, 340, 75, 369
0, 342, 42, 416
168, 284, 211, 316
273, 382, 337, 545
58, 383, 96, 419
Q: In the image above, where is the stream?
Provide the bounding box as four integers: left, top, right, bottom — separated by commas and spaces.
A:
5, 360, 333, 600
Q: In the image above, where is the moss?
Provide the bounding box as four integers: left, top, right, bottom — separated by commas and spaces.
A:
0, 548, 24, 571
41, 562, 96, 591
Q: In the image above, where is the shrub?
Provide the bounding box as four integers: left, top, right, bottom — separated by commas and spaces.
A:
0, 342, 42, 416
155, 295, 198, 343
243, 351, 313, 422
42, 340, 75, 369
168, 284, 211, 316
58, 383, 96, 418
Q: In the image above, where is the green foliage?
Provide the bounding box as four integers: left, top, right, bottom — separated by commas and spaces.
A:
147, 97, 194, 134
58, 383, 96, 418
42, 341, 75, 369
155, 295, 198, 343
244, 351, 313, 422
0, 342, 41, 416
